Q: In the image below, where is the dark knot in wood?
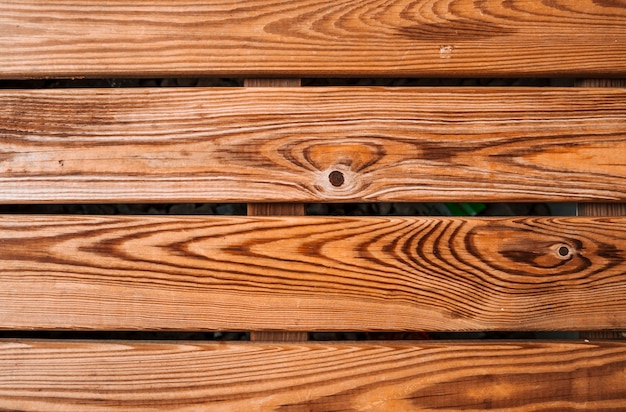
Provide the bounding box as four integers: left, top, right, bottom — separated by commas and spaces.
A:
329, 170, 345, 187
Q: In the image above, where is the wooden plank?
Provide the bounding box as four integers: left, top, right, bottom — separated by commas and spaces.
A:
575, 78, 626, 218
1, 340, 625, 410
579, 203, 626, 216
245, 77, 308, 343
248, 201, 308, 344
1, 215, 625, 331
577, 78, 626, 341
1, 0, 626, 78
250, 331, 308, 341
583, 331, 626, 340
244, 79, 302, 88
2, 87, 626, 203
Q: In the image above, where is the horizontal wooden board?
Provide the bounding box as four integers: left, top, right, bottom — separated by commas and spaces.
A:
1, 215, 625, 331
2, 87, 626, 203
1, 0, 626, 78
1, 340, 625, 410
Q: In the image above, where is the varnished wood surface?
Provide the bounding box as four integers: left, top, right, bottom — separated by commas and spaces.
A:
0, 340, 625, 410
1, 0, 626, 78
2, 87, 626, 203
1, 215, 625, 331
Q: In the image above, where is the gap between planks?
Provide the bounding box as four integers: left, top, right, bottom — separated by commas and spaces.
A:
245, 78, 308, 343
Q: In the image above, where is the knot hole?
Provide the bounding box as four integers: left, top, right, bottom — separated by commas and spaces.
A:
329, 170, 345, 187
556, 244, 573, 259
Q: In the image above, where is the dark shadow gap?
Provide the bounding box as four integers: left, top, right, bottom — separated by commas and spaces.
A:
0, 203, 247, 215
309, 331, 581, 340
0, 203, 579, 216
0, 331, 581, 341
0, 331, 249, 341
0, 78, 576, 89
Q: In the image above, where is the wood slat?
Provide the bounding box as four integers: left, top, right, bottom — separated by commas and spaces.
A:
1, 0, 626, 78
575, 78, 626, 218
1, 340, 625, 410
1, 215, 625, 331
576, 78, 626, 341
244, 79, 302, 88
248, 198, 307, 344
245, 77, 308, 343
248, 197, 308, 344
579, 203, 626, 216
2, 87, 626, 203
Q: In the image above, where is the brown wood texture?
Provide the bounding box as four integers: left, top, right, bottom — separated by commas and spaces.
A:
575, 78, 626, 218
246, 77, 308, 342
583, 331, 626, 340
247, 203, 306, 217
1, 340, 625, 410
248, 198, 307, 342
576, 79, 626, 88
250, 331, 308, 341
1, 215, 625, 332
578, 203, 626, 216
2, 87, 626, 203
576, 78, 626, 341
244, 79, 302, 87
1, 1, 626, 78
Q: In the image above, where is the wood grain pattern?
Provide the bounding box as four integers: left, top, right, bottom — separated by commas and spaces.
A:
248, 201, 308, 342
244, 79, 302, 87
247, 203, 306, 217
1, 0, 626, 78
579, 203, 626, 217
2, 87, 626, 203
575, 78, 626, 218
250, 331, 308, 342
248, 198, 307, 343
245, 77, 308, 343
583, 331, 626, 340
576, 78, 626, 340
1, 215, 625, 331
0, 340, 625, 410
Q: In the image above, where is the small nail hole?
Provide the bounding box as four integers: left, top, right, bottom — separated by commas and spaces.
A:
558, 246, 570, 257
329, 171, 345, 187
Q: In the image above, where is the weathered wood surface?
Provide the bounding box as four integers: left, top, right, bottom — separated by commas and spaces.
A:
1, 0, 626, 78
2, 87, 626, 203
1, 215, 625, 331
0, 340, 625, 411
